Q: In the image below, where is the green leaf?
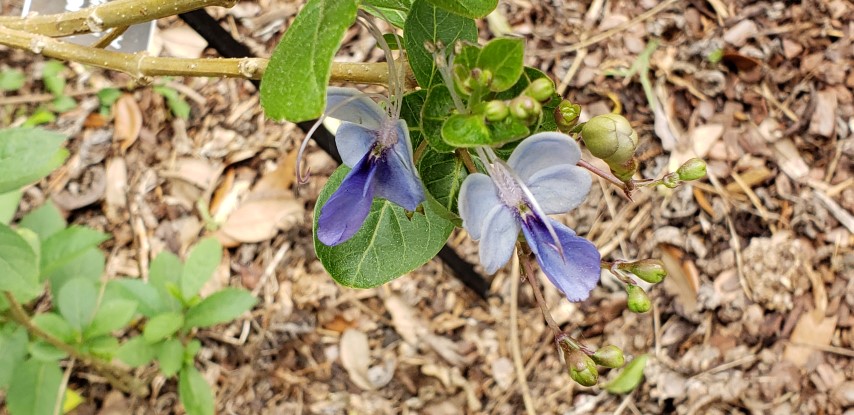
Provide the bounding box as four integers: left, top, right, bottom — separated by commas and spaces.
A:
179, 365, 215, 415
28, 341, 67, 361
260, 0, 358, 122
116, 336, 156, 367
441, 113, 490, 147
143, 312, 184, 344
32, 313, 75, 343
487, 115, 530, 145
0, 127, 68, 194
184, 339, 202, 364
417, 147, 468, 215
424, 0, 497, 18
400, 90, 427, 149
0, 189, 21, 224
56, 277, 99, 332
106, 278, 163, 318
42, 60, 66, 97
153, 86, 191, 119
80, 336, 119, 360
96, 87, 122, 108
180, 238, 222, 301
0, 325, 29, 389
40, 226, 109, 277
314, 166, 454, 288
184, 288, 257, 329
45, 248, 104, 299
605, 354, 649, 394
477, 38, 525, 92
84, 299, 137, 339
52, 95, 78, 113
23, 108, 57, 127
362, 0, 412, 28
157, 338, 184, 377
19, 201, 66, 241
404, 0, 478, 89
421, 85, 458, 153
0, 223, 41, 301
7, 359, 63, 415
149, 251, 183, 312
0, 68, 25, 91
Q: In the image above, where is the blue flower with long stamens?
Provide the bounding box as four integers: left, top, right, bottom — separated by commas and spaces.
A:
458, 132, 601, 302
314, 87, 425, 246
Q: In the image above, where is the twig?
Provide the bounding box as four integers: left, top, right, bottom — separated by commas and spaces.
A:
0, 0, 237, 37
0, 26, 408, 86
2, 292, 146, 396
91, 26, 129, 49
509, 252, 537, 415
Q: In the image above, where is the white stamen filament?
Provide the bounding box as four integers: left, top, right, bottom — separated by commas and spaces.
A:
357, 11, 403, 120
482, 146, 566, 261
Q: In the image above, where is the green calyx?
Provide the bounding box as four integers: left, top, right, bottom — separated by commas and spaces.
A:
619, 259, 667, 284
626, 284, 651, 313
580, 113, 638, 165
555, 100, 581, 133
592, 345, 626, 368
566, 349, 599, 387
676, 158, 707, 181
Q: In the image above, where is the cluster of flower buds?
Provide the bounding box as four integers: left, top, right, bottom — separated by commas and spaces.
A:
554, 100, 582, 133
558, 336, 626, 387
611, 259, 667, 314
481, 78, 555, 125
578, 113, 639, 183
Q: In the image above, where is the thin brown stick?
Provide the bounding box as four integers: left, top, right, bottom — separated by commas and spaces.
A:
509, 252, 537, 415
517, 244, 561, 334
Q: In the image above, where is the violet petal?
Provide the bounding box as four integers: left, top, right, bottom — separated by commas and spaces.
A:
507, 132, 583, 183
458, 173, 502, 240
521, 215, 601, 302
335, 122, 378, 168
479, 205, 521, 274
317, 153, 378, 246
526, 164, 591, 214
326, 87, 386, 130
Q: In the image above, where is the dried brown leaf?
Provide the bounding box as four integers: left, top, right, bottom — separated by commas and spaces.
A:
114, 94, 142, 153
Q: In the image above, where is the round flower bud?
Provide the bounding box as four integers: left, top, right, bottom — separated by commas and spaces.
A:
676, 158, 707, 181
581, 114, 638, 165
555, 100, 581, 133
565, 349, 599, 387
484, 100, 510, 122
525, 78, 555, 102
471, 68, 493, 89
619, 259, 667, 284
626, 284, 651, 313
610, 157, 638, 183
509, 96, 542, 124
592, 345, 625, 368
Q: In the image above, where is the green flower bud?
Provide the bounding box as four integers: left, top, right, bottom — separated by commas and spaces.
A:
676, 158, 707, 181
610, 157, 638, 183
555, 100, 581, 133
566, 350, 599, 387
626, 285, 651, 313
619, 259, 667, 284
592, 345, 625, 368
509, 96, 542, 124
525, 78, 555, 102
472, 68, 493, 89
581, 114, 638, 165
661, 172, 680, 189
453, 64, 472, 95
484, 100, 510, 122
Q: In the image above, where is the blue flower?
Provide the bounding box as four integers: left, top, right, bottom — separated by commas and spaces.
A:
315, 87, 425, 246
458, 132, 601, 302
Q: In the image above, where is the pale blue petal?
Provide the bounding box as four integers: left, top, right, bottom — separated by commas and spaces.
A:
317, 154, 377, 246
521, 215, 600, 302
458, 173, 501, 240
526, 165, 592, 214
326, 87, 386, 130
479, 206, 521, 274
374, 145, 425, 211
507, 132, 582, 182
335, 122, 377, 168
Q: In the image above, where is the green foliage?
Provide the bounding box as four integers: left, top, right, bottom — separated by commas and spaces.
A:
0, 127, 68, 194
7, 359, 63, 415
476, 38, 525, 92
417, 147, 468, 216
41, 60, 67, 97
0, 189, 22, 225
40, 226, 110, 277
116, 336, 157, 367
421, 85, 459, 153
606, 354, 649, 394
144, 312, 185, 344
404, 0, 478, 89
96, 87, 122, 115
0, 326, 28, 389
157, 338, 185, 377
184, 288, 257, 329
180, 238, 222, 300
424, 0, 498, 18
362, 0, 412, 28
260, 0, 358, 122
154, 85, 191, 119
179, 365, 215, 415
19, 201, 66, 240
314, 166, 454, 288
56, 278, 98, 332
84, 299, 137, 339
441, 113, 490, 147
0, 223, 40, 301
0, 68, 25, 91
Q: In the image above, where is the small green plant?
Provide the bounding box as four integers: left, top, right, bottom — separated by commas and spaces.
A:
0, 126, 257, 415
